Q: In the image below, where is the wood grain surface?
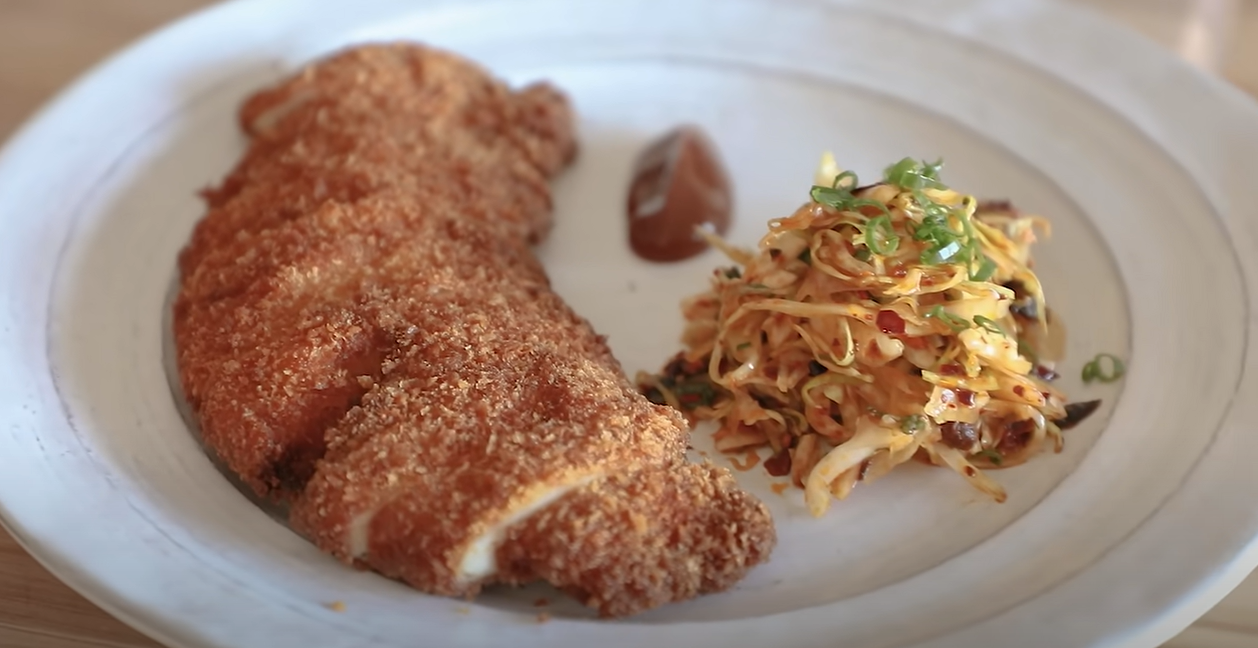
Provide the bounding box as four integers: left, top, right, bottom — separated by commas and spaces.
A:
0, 1, 1255, 647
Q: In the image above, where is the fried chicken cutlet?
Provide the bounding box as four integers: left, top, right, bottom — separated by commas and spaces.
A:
173, 43, 775, 617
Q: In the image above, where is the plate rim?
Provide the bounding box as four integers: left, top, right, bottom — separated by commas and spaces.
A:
3, 1, 1258, 647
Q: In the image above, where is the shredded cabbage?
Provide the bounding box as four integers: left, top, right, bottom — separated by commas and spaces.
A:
638, 154, 1071, 516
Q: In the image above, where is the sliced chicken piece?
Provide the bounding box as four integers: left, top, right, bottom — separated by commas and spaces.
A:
497, 462, 776, 617
288, 236, 690, 594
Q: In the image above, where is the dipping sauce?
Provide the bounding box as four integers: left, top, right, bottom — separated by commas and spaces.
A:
626, 126, 733, 262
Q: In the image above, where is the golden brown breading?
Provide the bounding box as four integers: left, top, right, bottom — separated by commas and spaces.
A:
288, 253, 691, 594
174, 41, 776, 617
496, 462, 776, 617
175, 198, 554, 494
174, 44, 573, 496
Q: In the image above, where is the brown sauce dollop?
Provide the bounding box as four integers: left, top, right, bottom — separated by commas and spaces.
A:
626, 126, 733, 262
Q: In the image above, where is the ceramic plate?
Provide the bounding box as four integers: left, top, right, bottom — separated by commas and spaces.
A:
3, 1, 1258, 647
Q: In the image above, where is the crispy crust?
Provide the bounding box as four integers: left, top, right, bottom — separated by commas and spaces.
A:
288, 214, 689, 594
174, 44, 574, 495
173, 42, 775, 616
496, 462, 776, 617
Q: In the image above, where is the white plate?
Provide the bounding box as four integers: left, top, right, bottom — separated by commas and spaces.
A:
2, 1, 1257, 647
1168, 575, 1258, 647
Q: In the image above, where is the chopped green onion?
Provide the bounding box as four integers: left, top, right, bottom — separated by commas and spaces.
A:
926, 305, 970, 332
832, 170, 859, 190
921, 239, 963, 265
723, 267, 741, 279
1017, 337, 1039, 364
912, 213, 953, 242
864, 215, 900, 255
813, 193, 891, 218
901, 414, 925, 435
973, 315, 1006, 337
974, 449, 1004, 466
913, 211, 966, 263
736, 342, 752, 350
673, 379, 718, 408
815, 157, 999, 281
810, 185, 849, 209
970, 255, 998, 282
1082, 353, 1125, 384
798, 248, 812, 265
809, 170, 893, 219
884, 157, 945, 191
854, 248, 873, 262
882, 165, 992, 279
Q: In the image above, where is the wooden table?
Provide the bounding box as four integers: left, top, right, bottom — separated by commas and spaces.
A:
1, 1, 1256, 647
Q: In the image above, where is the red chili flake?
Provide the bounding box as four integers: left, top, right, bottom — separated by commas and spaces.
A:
998, 418, 1036, 452
938, 363, 964, 376
963, 466, 977, 478
1013, 385, 1026, 397
876, 310, 906, 335
855, 290, 872, 300
889, 264, 908, 278
956, 389, 977, 408
763, 448, 792, 477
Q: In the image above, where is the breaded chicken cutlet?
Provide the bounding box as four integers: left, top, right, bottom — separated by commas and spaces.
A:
172, 43, 775, 617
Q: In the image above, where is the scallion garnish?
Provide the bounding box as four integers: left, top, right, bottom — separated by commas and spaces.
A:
882, 158, 998, 281
673, 378, 718, 408
921, 239, 964, 265
810, 170, 892, 218
833, 170, 859, 190
798, 248, 812, 265
1017, 337, 1039, 364
913, 210, 966, 264
810, 185, 847, 209
809, 158, 1003, 283
810, 170, 859, 210
970, 255, 998, 282
884, 157, 944, 191
973, 315, 1006, 337
926, 305, 970, 332
1081, 353, 1125, 384
901, 414, 925, 435
864, 215, 900, 255
974, 449, 1004, 466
